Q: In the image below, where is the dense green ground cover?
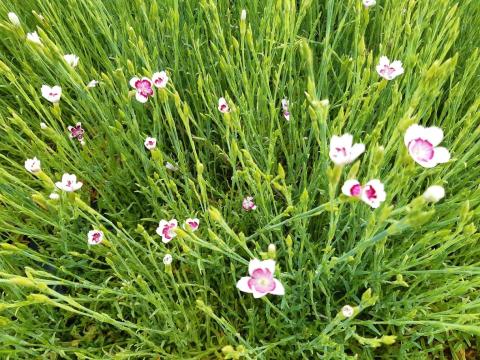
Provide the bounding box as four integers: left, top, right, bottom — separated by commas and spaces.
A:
0, 0, 479, 358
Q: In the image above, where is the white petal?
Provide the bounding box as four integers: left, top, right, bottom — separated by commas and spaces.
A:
236, 277, 252, 293
270, 279, 285, 296
404, 124, 425, 146
135, 92, 148, 103
433, 147, 450, 164
350, 143, 365, 161
378, 56, 390, 67
260, 259, 276, 274
248, 258, 263, 276
424, 127, 444, 147
341, 179, 360, 196
252, 289, 268, 298
129, 77, 139, 88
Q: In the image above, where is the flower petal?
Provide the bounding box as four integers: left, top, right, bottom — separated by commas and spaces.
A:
135, 92, 149, 103
236, 277, 253, 293
129, 77, 139, 88
270, 279, 285, 296
433, 147, 450, 164
424, 127, 444, 147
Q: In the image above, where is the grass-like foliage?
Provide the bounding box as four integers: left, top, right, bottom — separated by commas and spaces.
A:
1, 0, 480, 358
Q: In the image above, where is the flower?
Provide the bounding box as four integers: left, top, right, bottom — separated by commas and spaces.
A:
236, 259, 285, 298
87, 80, 98, 88
8, 12, 20, 26
423, 185, 445, 203
376, 56, 404, 80
341, 305, 354, 318
49, 193, 60, 200
342, 179, 362, 197
156, 219, 178, 243
152, 71, 169, 88
363, 0, 376, 7
27, 31, 42, 45
165, 162, 179, 171
68, 122, 85, 142
55, 173, 83, 192
144, 137, 157, 150
242, 196, 257, 211
64, 54, 79, 68
281, 98, 290, 121
41, 85, 62, 103
241, 9, 247, 21
25, 157, 41, 173
87, 230, 104, 245
40, 122, 48, 129
360, 179, 386, 208
163, 254, 173, 265
404, 124, 450, 168
329, 134, 365, 165
129, 77, 154, 103
184, 218, 200, 231
218, 97, 230, 113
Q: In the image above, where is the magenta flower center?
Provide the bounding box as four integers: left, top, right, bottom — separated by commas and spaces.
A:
162, 223, 176, 239
248, 268, 276, 293
188, 221, 198, 229
92, 233, 101, 243
49, 92, 58, 97
335, 147, 347, 157
365, 185, 377, 200
350, 184, 361, 196
135, 80, 153, 97
380, 65, 396, 76
409, 138, 434, 162
70, 125, 84, 140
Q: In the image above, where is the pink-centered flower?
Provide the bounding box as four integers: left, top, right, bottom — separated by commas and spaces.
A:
363, 0, 376, 7
242, 196, 257, 211
376, 56, 404, 80
342, 179, 362, 197
236, 259, 285, 298
25, 157, 41, 174
329, 134, 365, 165
218, 97, 230, 113
129, 77, 154, 103
41, 85, 62, 103
184, 218, 200, 231
144, 137, 157, 150
152, 71, 169, 88
360, 179, 386, 208
55, 173, 83, 192
156, 219, 178, 243
87, 230, 104, 245
404, 124, 450, 168
68, 122, 85, 142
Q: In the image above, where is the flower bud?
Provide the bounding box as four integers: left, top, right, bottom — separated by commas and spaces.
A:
423, 185, 445, 203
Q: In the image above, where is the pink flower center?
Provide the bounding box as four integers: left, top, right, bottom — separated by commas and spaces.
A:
49, 92, 58, 97
220, 104, 228, 112
335, 147, 347, 157
248, 268, 276, 293
350, 184, 361, 197
380, 65, 396, 76
135, 80, 153, 97
365, 185, 377, 200
409, 138, 434, 162
92, 233, 101, 243
70, 125, 84, 140
66, 180, 72, 188
155, 77, 165, 86
187, 221, 198, 229
162, 223, 176, 239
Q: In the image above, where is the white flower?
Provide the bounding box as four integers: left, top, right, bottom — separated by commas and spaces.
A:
87, 230, 104, 245
363, 0, 376, 7
241, 9, 247, 21
404, 124, 450, 168
8, 12, 20, 26
183, 218, 200, 231
64, 54, 79, 68
218, 97, 230, 113
49, 193, 60, 200
144, 137, 157, 150
27, 31, 42, 45
129, 77, 154, 103
55, 173, 83, 192
341, 305, 354, 318
423, 185, 445, 203
360, 179, 386, 208
156, 219, 178, 243
87, 80, 99, 88
376, 56, 404, 80
329, 134, 365, 165
40, 122, 48, 129
165, 162, 179, 171
242, 196, 257, 211
236, 259, 285, 298
24, 157, 41, 173
152, 71, 169, 89
163, 254, 173, 265
41, 85, 62, 103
